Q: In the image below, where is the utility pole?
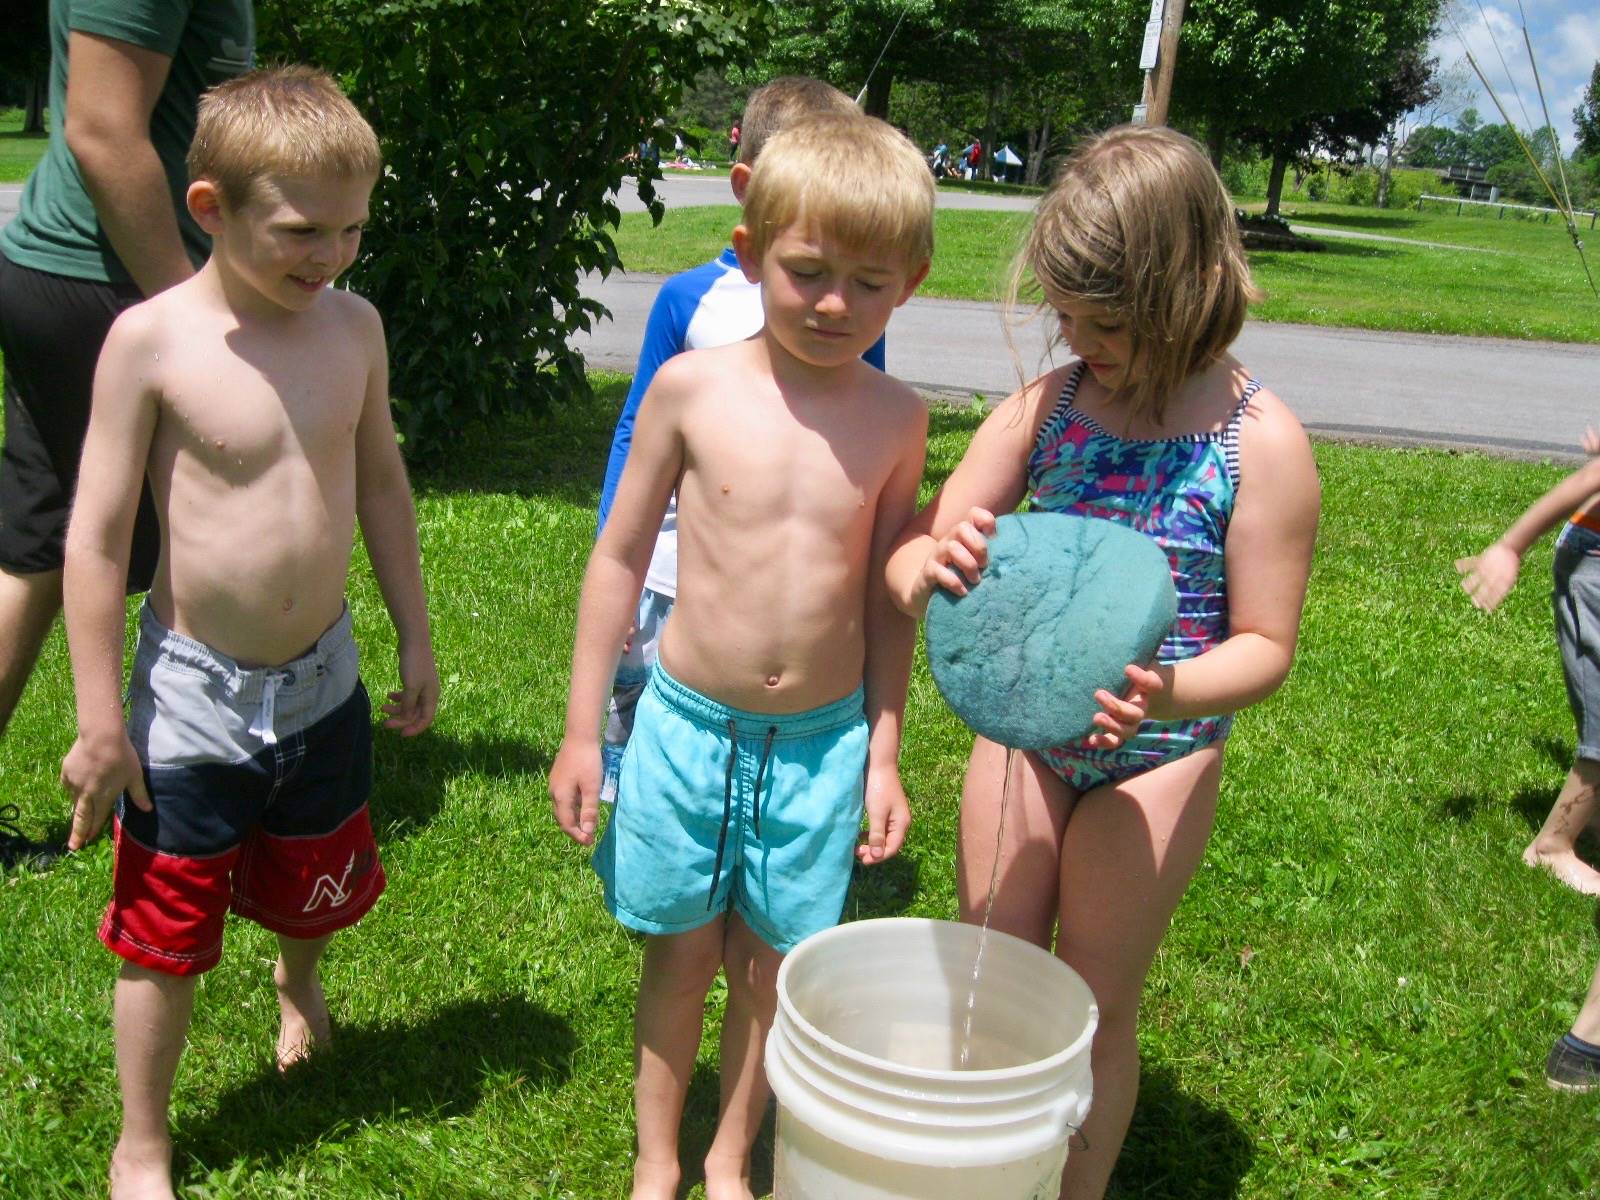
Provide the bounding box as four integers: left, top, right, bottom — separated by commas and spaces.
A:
1133, 0, 1186, 127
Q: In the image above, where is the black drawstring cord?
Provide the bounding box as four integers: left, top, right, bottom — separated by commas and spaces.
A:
750, 725, 777, 838
708, 718, 739, 910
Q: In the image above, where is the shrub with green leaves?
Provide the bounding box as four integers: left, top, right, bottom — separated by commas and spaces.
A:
258, 0, 757, 458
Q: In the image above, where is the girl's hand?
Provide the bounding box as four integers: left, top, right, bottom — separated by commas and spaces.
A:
1583, 426, 1600, 457
1086, 662, 1164, 749
62, 730, 150, 850
1456, 543, 1522, 613
914, 507, 997, 610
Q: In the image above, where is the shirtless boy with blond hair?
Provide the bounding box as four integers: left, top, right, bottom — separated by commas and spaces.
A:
549, 111, 933, 1199
60, 66, 437, 1199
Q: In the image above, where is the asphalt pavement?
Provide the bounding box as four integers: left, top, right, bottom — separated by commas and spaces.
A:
8, 176, 1595, 459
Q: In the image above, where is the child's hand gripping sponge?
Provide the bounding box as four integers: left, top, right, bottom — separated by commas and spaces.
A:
924, 512, 1177, 750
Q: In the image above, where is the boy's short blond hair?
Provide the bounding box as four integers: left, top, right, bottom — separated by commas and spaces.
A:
187, 66, 381, 208
740, 112, 934, 271
738, 76, 858, 166
1017, 124, 1258, 424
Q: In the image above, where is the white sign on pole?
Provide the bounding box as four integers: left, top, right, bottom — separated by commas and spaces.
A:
1131, 103, 1149, 125
1139, 19, 1162, 70
1149, 0, 1165, 21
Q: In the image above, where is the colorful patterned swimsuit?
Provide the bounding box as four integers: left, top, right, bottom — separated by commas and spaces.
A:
1026, 361, 1258, 791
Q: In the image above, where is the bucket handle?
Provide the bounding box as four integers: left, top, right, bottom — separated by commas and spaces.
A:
1051, 1096, 1092, 1154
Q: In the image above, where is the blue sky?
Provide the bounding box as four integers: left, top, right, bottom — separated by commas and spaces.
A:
1430, 0, 1598, 153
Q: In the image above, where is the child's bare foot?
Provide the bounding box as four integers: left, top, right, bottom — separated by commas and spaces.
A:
109, 1137, 176, 1200
629, 1155, 681, 1200
1523, 842, 1600, 895
703, 1151, 756, 1200
273, 959, 332, 1072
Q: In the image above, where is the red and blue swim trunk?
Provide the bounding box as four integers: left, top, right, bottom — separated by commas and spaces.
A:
100, 603, 384, 976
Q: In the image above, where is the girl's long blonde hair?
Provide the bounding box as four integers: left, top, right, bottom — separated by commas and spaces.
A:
1011, 125, 1258, 425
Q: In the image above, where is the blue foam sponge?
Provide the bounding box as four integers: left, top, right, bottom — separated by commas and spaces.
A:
924, 512, 1177, 749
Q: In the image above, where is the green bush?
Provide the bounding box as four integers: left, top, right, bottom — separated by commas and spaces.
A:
1383, 166, 1431, 210
1305, 171, 1328, 201
258, 0, 756, 459
1335, 168, 1376, 206
1220, 155, 1270, 200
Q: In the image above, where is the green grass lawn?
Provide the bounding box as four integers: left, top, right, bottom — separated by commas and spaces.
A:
0, 107, 48, 184
609, 200, 1600, 343
3, 377, 1599, 1197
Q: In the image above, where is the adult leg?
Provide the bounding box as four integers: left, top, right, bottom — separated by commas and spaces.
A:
1053, 747, 1224, 1200
110, 963, 197, 1200
703, 914, 783, 1200
1522, 758, 1600, 895
956, 735, 1074, 946
634, 919, 726, 1200
274, 933, 334, 1070
0, 567, 61, 738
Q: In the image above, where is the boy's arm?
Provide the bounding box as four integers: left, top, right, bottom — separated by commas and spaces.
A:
1458, 442, 1600, 613
596, 283, 689, 532
858, 399, 929, 865
552, 368, 687, 844
352, 304, 437, 736
60, 311, 161, 848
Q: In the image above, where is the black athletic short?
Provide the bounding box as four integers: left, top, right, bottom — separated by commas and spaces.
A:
0, 252, 158, 589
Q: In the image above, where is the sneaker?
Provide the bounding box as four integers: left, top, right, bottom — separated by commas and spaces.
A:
0, 803, 63, 871
1545, 1033, 1600, 1093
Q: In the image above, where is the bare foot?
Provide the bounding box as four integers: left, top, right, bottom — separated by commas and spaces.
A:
109, 1138, 176, 1200
703, 1151, 756, 1200
629, 1155, 681, 1200
274, 959, 332, 1073
1523, 842, 1600, 896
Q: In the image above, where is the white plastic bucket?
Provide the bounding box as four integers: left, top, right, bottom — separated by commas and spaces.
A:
765, 917, 1098, 1200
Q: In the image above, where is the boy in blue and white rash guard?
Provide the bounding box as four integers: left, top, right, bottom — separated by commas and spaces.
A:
596, 77, 886, 801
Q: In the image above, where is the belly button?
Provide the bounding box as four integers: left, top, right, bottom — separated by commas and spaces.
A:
766, 673, 780, 688
721, 484, 731, 494
282, 597, 295, 613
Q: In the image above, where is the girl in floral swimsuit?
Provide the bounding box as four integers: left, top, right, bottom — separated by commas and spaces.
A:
887, 125, 1320, 1200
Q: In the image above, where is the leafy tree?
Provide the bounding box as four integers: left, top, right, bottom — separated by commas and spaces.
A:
258, 0, 757, 458
1172, 0, 1443, 215
1402, 123, 1466, 167
1576, 61, 1600, 159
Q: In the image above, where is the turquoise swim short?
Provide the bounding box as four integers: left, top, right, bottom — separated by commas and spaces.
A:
593, 663, 866, 952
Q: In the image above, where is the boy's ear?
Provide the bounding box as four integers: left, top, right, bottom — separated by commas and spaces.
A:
732, 223, 761, 283
187, 180, 225, 233
729, 161, 752, 204
895, 259, 931, 305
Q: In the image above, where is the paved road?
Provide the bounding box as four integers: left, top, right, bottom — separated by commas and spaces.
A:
10, 177, 1594, 458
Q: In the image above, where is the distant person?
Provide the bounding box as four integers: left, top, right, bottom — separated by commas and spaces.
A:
728, 120, 740, 161
551, 111, 933, 1200
929, 140, 950, 177
1547, 955, 1600, 1091
594, 76, 871, 810
886, 125, 1319, 1199
59, 68, 436, 1199
961, 138, 982, 179
0, 0, 254, 863
1458, 427, 1600, 894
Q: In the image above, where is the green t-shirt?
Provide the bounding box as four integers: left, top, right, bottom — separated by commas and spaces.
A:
0, 0, 255, 284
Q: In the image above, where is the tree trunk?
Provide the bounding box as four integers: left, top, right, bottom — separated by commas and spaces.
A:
1264, 153, 1289, 217
862, 71, 892, 120
1376, 127, 1395, 208
981, 82, 1002, 181
1206, 123, 1225, 172
23, 70, 46, 135
1026, 115, 1051, 186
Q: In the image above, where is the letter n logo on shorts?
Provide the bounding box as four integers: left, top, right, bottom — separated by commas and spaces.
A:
304, 852, 357, 913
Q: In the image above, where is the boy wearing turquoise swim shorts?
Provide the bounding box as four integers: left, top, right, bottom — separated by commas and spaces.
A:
550, 112, 933, 1200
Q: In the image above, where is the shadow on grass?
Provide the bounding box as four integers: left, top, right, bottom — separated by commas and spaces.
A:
846, 853, 920, 921
410, 383, 626, 504
181, 995, 574, 1167
370, 728, 551, 845
1111, 1063, 1253, 1199
1434, 784, 1558, 826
